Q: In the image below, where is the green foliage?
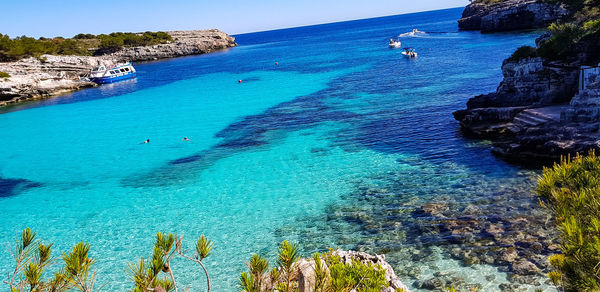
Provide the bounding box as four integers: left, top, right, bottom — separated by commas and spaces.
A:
538, 22, 587, 59
239, 254, 269, 292
127, 232, 176, 292
508, 46, 539, 62
0, 31, 172, 61
536, 151, 600, 291
0, 71, 10, 78
3, 228, 97, 292
327, 255, 388, 292
239, 244, 390, 292
128, 232, 213, 292
97, 31, 172, 50
313, 253, 329, 292
277, 240, 300, 292
196, 235, 213, 261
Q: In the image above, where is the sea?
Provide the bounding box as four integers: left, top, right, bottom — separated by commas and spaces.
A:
0, 7, 556, 291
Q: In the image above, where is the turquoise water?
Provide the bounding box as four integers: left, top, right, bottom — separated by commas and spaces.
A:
0, 8, 554, 291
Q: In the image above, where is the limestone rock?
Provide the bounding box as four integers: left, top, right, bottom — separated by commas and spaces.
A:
331, 250, 410, 291
108, 29, 237, 62
458, 0, 567, 32
0, 30, 237, 105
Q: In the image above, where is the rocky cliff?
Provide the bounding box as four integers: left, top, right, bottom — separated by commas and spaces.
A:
108, 29, 237, 62
0, 55, 119, 106
0, 29, 237, 106
454, 57, 579, 138
454, 54, 600, 162
458, 0, 567, 32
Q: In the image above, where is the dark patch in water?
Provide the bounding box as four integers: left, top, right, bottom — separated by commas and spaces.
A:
240, 76, 261, 82
0, 177, 42, 198
170, 155, 203, 165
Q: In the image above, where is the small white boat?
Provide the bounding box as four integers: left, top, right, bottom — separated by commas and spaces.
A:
388, 38, 402, 49
402, 47, 418, 58
88, 63, 136, 84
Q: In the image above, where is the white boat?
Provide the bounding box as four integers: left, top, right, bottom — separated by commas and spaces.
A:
388, 38, 402, 49
88, 63, 137, 84
402, 47, 418, 58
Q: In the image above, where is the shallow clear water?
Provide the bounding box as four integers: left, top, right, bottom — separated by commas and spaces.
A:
0, 8, 555, 291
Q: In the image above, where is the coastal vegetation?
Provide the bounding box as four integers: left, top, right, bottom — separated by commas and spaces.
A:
507, 45, 539, 62
0, 31, 173, 62
0, 71, 10, 78
4, 229, 402, 292
4, 228, 212, 292
535, 0, 600, 61
239, 242, 393, 292
536, 151, 600, 291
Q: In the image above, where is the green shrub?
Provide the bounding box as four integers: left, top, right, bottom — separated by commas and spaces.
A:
4, 228, 213, 292
508, 46, 539, 62
239, 245, 389, 292
0, 71, 10, 78
538, 23, 586, 59
0, 31, 172, 61
536, 151, 600, 291
327, 254, 388, 292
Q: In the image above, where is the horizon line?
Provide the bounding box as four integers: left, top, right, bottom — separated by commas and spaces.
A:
0, 6, 465, 39
231, 6, 464, 36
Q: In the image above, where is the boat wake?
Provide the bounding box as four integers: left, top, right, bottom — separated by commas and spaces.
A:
398, 29, 427, 38
398, 30, 465, 39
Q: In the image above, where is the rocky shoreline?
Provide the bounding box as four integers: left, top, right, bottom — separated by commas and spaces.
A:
0, 29, 236, 106
454, 47, 600, 162
458, 0, 567, 33
454, 0, 600, 163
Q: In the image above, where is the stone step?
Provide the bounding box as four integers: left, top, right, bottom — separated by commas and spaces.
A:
513, 112, 551, 126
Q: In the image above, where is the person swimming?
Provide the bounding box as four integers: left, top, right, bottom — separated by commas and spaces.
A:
183, 137, 190, 141
144, 139, 150, 144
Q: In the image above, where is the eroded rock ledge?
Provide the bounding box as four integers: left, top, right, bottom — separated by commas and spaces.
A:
458, 0, 567, 33
454, 55, 600, 162
0, 30, 236, 106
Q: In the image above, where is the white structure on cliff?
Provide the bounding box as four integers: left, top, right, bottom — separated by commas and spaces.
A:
579, 63, 600, 92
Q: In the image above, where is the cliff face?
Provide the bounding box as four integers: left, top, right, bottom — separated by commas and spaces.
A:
0, 55, 120, 106
454, 57, 578, 137
458, 0, 567, 32
108, 29, 237, 62
453, 55, 600, 162
0, 30, 237, 106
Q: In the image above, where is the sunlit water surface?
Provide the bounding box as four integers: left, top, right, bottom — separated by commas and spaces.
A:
0, 8, 554, 291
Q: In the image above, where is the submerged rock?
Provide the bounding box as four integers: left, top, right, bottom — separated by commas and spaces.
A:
511, 260, 541, 275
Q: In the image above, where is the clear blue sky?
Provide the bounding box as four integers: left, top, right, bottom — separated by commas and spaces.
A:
1, 0, 469, 38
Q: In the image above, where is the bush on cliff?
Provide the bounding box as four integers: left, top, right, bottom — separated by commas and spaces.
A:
536, 151, 600, 291
0, 71, 10, 78
0, 31, 173, 62
508, 46, 539, 62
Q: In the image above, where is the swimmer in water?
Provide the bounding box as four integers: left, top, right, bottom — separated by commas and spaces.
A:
183, 137, 190, 141
144, 139, 150, 144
